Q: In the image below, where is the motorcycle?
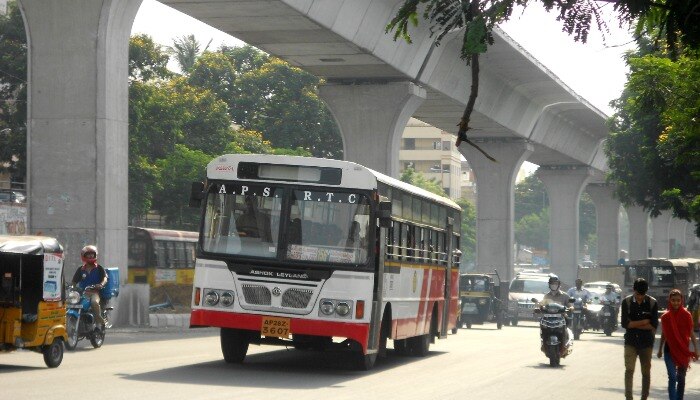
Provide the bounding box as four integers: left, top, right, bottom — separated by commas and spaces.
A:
599, 299, 617, 336
65, 285, 112, 350
571, 297, 587, 340
534, 298, 573, 367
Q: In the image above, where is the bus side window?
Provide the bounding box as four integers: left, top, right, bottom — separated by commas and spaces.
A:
288, 218, 302, 245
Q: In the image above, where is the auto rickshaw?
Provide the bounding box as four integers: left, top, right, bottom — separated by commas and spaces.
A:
0, 235, 67, 367
458, 271, 505, 329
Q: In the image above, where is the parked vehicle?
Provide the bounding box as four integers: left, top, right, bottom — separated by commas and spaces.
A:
458, 271, 505, 329
0, 235, 67, 368
65, 268, 119, 350
534, 297, 574, 367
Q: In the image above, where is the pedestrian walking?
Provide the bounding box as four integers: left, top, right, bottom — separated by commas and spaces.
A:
622, 278, 659, 400
657, 289, 700, 400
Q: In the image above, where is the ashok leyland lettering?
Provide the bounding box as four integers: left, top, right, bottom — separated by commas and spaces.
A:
188, 154, 461, 370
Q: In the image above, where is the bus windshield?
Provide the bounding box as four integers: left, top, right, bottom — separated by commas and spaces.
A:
201, 182, 370, 265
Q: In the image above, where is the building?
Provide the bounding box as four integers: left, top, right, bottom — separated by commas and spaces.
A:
399, 118, 475, 201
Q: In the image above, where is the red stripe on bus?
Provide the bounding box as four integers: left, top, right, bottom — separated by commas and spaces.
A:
190, 309, 371, 351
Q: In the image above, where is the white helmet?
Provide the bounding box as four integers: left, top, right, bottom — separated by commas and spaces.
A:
80, 245, 98, 264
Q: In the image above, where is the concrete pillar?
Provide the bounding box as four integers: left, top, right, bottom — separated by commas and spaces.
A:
585, 183, 621, 266
686, 223, 700, 258
20, 0, 141, 281
669, 218, 688, 257
626, 206, 649, 261
318, 81, 426, 177
460, 138, 533, 283
536, 165, 593, 284
650, 212, 672, 258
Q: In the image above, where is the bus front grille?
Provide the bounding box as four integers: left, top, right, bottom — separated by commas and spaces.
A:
281, 288, 313, 309
241, 284, 272, 305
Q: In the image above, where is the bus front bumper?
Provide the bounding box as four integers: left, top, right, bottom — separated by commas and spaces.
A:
190, 309, 371, 351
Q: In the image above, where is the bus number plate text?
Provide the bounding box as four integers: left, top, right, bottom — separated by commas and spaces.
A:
261, 317, 290, 338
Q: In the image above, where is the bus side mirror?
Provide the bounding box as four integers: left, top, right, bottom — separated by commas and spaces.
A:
377, 199, 392, 228
189, 182, 205, 208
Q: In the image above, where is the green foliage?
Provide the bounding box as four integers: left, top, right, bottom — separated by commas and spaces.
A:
128, 155, 160, 221
515, 174, 548, 221
515, 209, 550, 250
232, 58, 342, 158
169, 34, 211, 73
605, 48, 700, 235
0, 1, 26, 179
219, 45, 270, 74
152, 145, 211, 228
456, 198, 477, 265
399, 165, 446, 196
129, 34, 171, 82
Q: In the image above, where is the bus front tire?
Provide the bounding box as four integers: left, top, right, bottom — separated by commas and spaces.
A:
221, 328, 250, 363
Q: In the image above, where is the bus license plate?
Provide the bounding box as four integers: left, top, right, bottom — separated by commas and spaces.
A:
261, 317, 290, 338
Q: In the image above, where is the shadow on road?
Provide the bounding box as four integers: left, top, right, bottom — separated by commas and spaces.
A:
119, 348, 447, 388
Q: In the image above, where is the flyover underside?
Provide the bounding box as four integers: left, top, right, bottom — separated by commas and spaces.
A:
160, 0, 607, 169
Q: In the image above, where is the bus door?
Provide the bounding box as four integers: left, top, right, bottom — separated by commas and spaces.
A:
440, 217, 454, 338
366, 201, 391, 353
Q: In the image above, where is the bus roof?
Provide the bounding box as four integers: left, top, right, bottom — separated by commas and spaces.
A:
206, 154, 460, 210
629, 258, 700, 267
129, 227, 199, 242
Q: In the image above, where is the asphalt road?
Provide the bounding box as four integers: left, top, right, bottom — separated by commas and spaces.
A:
2, 322, 699, 400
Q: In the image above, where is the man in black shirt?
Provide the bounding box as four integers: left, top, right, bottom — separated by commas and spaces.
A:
621, 278, 659, 400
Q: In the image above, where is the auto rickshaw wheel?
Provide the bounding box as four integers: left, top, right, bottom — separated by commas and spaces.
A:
43, 338, 64, 368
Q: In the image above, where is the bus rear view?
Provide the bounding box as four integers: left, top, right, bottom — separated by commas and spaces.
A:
189, 154, 461, 370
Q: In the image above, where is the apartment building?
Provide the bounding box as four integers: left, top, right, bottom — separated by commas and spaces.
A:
400, 118, 476, 202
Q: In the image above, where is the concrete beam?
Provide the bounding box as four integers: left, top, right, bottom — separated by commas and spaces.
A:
536, 165, 593, 284
626, 206, 649, 261
460, 138, 533, 283
318, 81, 425, 176
585, 183, 621, 265
20, 0, 140, 281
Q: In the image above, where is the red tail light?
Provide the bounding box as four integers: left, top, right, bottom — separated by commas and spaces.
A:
194, 287, 201, 306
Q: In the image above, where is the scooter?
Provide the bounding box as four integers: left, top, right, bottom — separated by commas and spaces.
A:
534, 298, 573, 367
65, 285, 111, 350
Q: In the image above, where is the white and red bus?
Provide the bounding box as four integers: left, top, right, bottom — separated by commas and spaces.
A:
188, 154, 461, 369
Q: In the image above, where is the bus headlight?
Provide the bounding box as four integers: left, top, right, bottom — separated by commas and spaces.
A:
205, 290, 220, 306
320, 300, 335, 315
336, 301, 351, 316
220, 291, 234, 307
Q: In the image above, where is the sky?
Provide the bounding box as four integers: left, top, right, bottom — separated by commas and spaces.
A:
132, 0, 637, 176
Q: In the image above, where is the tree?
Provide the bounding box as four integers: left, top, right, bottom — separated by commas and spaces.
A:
230, 57, 342, 158
399, 164, 447, 196
386, 0, 700, 159
605, 46, 700, 235
169, 34, 211, 73
0, 1, 26, 181
515, 209, 550, 250
515, 174, 547, 222
129, 34, 171, 82
152, 144, 211, 229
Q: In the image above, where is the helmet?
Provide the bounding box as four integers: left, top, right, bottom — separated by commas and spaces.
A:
548, 275, 560, 291
605, 283, 614, 290
80, 245, 98, 264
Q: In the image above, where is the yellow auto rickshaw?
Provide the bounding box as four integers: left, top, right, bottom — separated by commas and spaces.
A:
0, 235, 67, 367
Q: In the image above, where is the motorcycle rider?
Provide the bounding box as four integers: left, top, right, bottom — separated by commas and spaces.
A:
567, 278, 592, 302
600, 283, 621, 328
71, 245, 107, 328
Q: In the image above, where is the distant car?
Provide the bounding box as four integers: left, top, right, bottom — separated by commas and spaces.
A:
506, 272, 553, 326
584, 281, 622, 297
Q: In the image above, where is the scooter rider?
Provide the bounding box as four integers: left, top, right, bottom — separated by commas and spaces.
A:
71, 245, 107, 328
542, 275, 571, 306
